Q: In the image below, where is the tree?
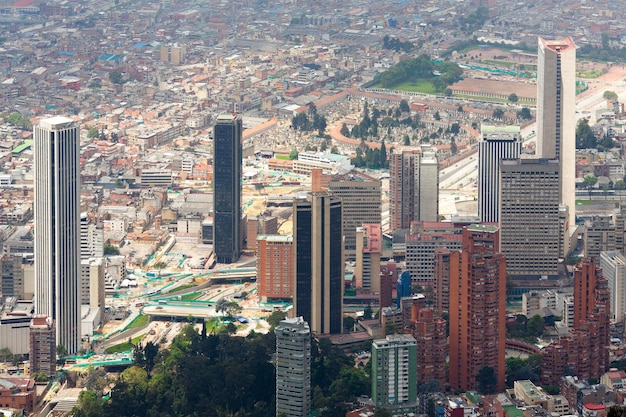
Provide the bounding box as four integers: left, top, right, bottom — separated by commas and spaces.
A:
403, 134, 411, 146
476, 366, 497, 394
527, 314, 545, 337
374, 408, 393, 417
109, 71, 124, 85
433, 111, 441, 121
582, 174, 598, 197
493, 108, 505, 119
103, 244, 120, 256
379, 141, 387, 168
517, 107, 532, 120
508, 93, 519, 103
87, 127, 100, 138
289, 149, 299, 160
343, 316, 356, 332
363, 304, 373, 320
56, 345, 67, 357
576, 119, 597, 149
340, 123, 350, 137
153, 261, 167, 275
444, 88, 452, 97
0, 348, 13, 362
399, 100, 410, 113
450, 123, 460, 135
603, 90, 618, 101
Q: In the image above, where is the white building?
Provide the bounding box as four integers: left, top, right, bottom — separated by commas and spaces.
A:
275, 317, 311, 417
599, 250, 626, 323
34, 116, 81, 354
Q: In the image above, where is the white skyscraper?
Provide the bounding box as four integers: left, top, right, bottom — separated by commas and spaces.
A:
537, 36, 577, 226
34, 116, 81, 354
478, 125, 522, 223
599, 251, 626, 324
275, 317, 311, 417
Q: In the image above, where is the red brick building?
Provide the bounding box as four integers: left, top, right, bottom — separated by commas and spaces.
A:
449, 225, 506, 392
410, 307, 447, 387
256, 235, 293, 302
0, 378, 36, 412
542, 260, 610, 386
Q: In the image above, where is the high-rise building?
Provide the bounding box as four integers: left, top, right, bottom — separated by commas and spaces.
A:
256, 235, 293, 302
80, 257, 105, 309
80, 212, 103, 259
478, 125, 522, 223
599, 250, 626, 323
449, 225, 506, 392
396, 271, 412, 308
411, 307, 447, 388
542, 259, 610, 386
379, 262, 397, 309
355, 224, 382, 292
293, 192, 343, 334
275, 317, 311, 417
389, 149, 438, 231
328, 171, 381, 260
537, 37, 577, 226
1, 254, 25, 298
29, 315, 56, 377
433, 247, 458, 315
371, 334, 418, 414
405, 228, 462, 286
34, 116, 81, 354
213, 114, 242, 264
499, 159, 561, 279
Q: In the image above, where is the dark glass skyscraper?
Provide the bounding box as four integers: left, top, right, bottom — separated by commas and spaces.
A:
213, 114, 242, 264
293, 192, 343, 334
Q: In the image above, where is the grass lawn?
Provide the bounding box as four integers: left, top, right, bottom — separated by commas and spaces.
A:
127, 314, 149, 330
275, 154, 291, 160
577, 69, 604, 79
104, 334, 144, 354
482, 59, 516, 68
372, 79, 437, 94
181, 292, 201, 301
168, 284, 195, 294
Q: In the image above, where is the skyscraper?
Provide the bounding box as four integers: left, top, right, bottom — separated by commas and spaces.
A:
599, 250, 626, 323
293, 192, 343, 334
371, 334, 418, 414
499, 159, 561, 279
478, 125, 522, 223
34, 116, 81, 354
389, 148, 438, 231
449, 225, 506, 392
275, 317, 311, 417
537, 37, 576, 226
213, 114, 242, 264
29, 315, 56, 377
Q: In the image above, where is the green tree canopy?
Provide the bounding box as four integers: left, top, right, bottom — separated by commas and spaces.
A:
603, 90, 618, 101
508, 93, 519, 102
576, 118, 597, 149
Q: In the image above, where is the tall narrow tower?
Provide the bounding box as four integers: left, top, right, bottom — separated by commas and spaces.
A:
449, 225, 506, 392
34, 116, 81, 354
293, 192, 343, 334
537, 37, 576, 226
275, 317, 311, 417
478, 125, 522, 223
213, 114, 242, 264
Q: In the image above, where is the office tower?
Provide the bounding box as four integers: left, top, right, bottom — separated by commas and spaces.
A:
599, 251, 626, 323
29, 315, 56, 377
582, 215, 617, 259
433, 247, 458, 315
379, 262, 397, 309
389, 148, 438, 231
329, 171, 381, 260
411, 307, 447, 388
80, 258, 105, 309
275, 317, 311, 417
34, 116, 81, 355
1, 254, 25, 298
499, 159, 561, 279
449, 225, 506, 392
537, 37, 576, 226
478, 125, 522, 223
542, 259, 610, 386
355, 224, 382, 291
372, 334, 418, 414
293, 192, 343, 334
213, 114, 242, 264
396, 271, 412, 308
257, 235, 293, 302
405, 227, 462, 286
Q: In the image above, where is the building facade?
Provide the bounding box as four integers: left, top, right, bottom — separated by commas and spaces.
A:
355, 224, 382, 292
449, 225, 506, 392
29, 315, 56, 377
599, 250, 626, 323
34, 116, 81, 354
371, 334, 418, 414
389, 148, 438, 231
328, 172, 381, 260
213, 114, 242, 264
537, 37, 577, 226
293, 192, 343, 334
256, 235, 293, 302
499, 159, 561, 279
478, 125, 522, 223
275, 317, 311, 417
